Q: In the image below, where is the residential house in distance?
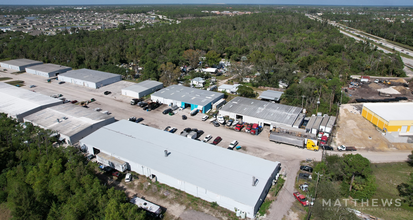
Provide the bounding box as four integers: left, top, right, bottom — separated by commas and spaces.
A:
218, 84, 240, 94
191, 77, 206, 87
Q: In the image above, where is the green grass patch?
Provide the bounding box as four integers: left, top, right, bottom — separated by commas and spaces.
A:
0, 77, 12, 81
5, 80, 24, 87
354, 162, 413, 219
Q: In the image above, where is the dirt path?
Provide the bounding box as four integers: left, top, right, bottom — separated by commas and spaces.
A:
216, 74, 237, 87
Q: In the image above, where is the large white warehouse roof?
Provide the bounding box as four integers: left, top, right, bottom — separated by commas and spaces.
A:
152, 85, 223, 106
24, 104, 115, 139
80, 120, 280, 207
122, 80, 163, 93
0, 82, 62, 120
363, 103, 413, 121
59, 69, 120, 83
220, 97, 302, 126
26, 63, 72, 73
0, 58, 42, 67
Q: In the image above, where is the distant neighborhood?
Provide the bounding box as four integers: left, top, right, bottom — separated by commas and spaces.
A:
0, 9, 177, 35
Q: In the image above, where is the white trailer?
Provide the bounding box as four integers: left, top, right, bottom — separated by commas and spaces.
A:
325, 116, 336, 134
130, 197, 162, 217
96, 152, 128, 172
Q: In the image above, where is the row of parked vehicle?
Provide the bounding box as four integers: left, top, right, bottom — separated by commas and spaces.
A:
294, 164, 314, 207
208, 116, 261, 136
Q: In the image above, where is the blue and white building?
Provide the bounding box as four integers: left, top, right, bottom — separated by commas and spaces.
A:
151, 85, 224, 113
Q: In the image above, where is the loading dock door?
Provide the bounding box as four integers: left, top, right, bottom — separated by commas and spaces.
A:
401, 126, 408, 133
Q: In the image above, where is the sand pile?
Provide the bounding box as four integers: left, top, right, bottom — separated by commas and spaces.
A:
393, 86, 409, 95
377, 87, 401, 94
390, 78, 407, 84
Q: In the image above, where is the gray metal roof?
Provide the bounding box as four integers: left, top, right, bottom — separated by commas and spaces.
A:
305, 116, 317, 131
0, 82, 62, 117
293, 113, 305, 128
0, 58, 42, 67
151, 85, 224, 106
320, 116, 330, 127
25, 63, 72, 73
220, 97, 302, 126
24, 104, 115, 138
312, 116, 323, 130
80, 120, 280, 207
122, 80, 163, 93
59, 69, 120, 83
258, 90, 284, 101
326, 116, 336, 129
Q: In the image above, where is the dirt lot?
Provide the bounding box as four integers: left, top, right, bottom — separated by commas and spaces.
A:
334, 104, 413, 151
345, 80, 413, 102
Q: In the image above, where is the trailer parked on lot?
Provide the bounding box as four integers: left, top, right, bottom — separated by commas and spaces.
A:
130, 197, 162, 218
319, 115, 329, 132
96, 152, 128, 172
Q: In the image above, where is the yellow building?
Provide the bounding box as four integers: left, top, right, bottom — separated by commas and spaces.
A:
362, 103, 413, 134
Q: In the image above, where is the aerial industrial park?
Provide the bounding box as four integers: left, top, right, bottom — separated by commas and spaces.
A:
1, 3, 413, 220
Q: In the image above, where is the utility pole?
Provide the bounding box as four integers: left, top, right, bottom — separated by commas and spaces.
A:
301, 95, 305, 109
307, 172, 323, 220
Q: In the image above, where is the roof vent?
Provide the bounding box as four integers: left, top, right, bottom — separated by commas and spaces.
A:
164, 150, 171, 157
252, 176, 258, 186
63, 117, 68, 120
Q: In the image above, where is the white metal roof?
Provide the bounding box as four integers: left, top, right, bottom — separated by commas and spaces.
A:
80, 120, 280, 207
363, 103, 413, 121
258, 90, 284, 101
220, 97, 302, 126
0, 58, 42, 67
122, 80, 163, 93
25, 63, 72, 73
24, 104, 115, 138
151, 85, 224, 106
0, 82, 62, 118
59, 69, 120, 83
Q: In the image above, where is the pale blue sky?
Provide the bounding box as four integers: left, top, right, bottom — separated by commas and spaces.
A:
0, 1, 412, 6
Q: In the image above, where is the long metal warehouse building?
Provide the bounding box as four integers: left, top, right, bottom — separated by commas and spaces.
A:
121, 80, 163, 98
0, 82, 62, 121
58, 69, 122, 89
80, 120, 281, 218
151, 85, 224, 113
24, 104, 116, 145
219, 97, 303, 127
0, 58, 42, 71
26, 63, 72, 78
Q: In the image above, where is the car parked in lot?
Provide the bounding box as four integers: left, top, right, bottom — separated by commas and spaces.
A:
228, 140, 238, 150
135, 118, 144, 123
321, 145, 334, 151
86, 154, 95, 161
125, 173, 132, 182
164, 126, 171, 131
70, 100, 78, 104
202, 115, 209, 121
212, 136, 222, 145
104, 91, 111, 95
203, 134, 212, 142
300, 166, 313, 173
169, 128, 177, 133
212, 121, 220, 127
183, 127, 191, 133
58, 81, 65, 84
30, 85, 36, 88
234, 123, 244, 131
129, 117, 137, 122
293, 192, 310, 206
298, 173, 312, 180
196, 130, 204, 138
245, 123, 252, 133
182, 115, 187, 120
163, 108, 172, 114
112, 171, 120, 178
226, 119, 234, 127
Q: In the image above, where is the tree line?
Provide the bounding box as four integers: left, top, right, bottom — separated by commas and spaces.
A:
0, 10, 405, 115
0, 114, 146, 220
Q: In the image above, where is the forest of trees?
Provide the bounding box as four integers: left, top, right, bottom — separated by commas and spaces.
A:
0, 10, 406, 115
321, 13, 413, 47
0, 114, 146, 219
